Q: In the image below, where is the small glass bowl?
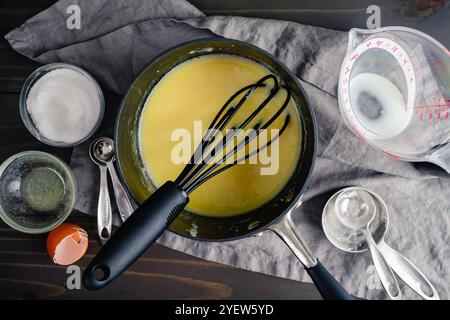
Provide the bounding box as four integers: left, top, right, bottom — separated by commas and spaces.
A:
0, 151, 77, 234
19, 63, 105, 147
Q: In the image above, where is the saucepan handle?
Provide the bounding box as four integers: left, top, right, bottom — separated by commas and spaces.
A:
305, 261, 354, 300
269, 209, 353, 300
83, 181, 189, 290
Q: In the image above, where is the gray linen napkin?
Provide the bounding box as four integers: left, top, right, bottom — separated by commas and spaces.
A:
6, 0, 449, 300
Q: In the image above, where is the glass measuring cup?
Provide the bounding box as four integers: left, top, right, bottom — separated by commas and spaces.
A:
338, 27, 450, 171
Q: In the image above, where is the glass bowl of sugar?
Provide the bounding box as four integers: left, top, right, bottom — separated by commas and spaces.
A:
20, 63, 105, 147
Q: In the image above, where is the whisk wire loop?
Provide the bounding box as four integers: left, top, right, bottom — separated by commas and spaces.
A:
175, 74, 293, 193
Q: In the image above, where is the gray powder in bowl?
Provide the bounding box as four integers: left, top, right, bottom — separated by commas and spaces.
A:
26, 68, 101, 144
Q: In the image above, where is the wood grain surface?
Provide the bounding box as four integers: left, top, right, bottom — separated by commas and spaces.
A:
0, 211, 320, 299
0, 0, 447, 300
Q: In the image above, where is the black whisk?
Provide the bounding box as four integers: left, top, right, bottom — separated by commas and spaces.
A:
84, 74, 292, 290
177, 74, 291, 194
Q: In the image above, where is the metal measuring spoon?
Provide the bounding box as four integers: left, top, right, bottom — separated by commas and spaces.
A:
92, 137, 133, 222
90, 138, 112, 245
335, 189, 401, 300
323, 187, 440, 300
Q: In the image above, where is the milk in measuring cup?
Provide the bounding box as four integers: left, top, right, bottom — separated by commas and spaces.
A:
349, 73, 412, 140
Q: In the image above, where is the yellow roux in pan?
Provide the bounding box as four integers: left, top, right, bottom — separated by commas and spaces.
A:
138, 54, 302, 217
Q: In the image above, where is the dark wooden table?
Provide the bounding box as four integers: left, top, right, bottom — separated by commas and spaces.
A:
0, 0, 447, 300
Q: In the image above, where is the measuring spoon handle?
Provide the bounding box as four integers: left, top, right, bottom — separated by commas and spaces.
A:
106, 161, 134, 222
378, 241, 440, 300
365, 230, 402, 300
98, 165, 112, 245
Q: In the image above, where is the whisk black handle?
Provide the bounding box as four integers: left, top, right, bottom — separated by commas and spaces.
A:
83, 181, 188, 290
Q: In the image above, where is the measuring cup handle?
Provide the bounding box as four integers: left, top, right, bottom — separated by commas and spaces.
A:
378, 241, 440, 300
429, 146, 450, 173
365, 231, 402, 300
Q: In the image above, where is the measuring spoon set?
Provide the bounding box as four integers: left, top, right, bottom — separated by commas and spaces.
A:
322, 187, 440, 300
89, 137, 134, 244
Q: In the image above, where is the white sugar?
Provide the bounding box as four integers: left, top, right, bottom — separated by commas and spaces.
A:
26, 68, 101, 144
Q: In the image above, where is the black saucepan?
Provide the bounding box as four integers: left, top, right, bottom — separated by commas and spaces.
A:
83, 38, 352, 300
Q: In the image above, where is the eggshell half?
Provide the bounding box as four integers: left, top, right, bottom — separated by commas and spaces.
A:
47, 223, 89, 265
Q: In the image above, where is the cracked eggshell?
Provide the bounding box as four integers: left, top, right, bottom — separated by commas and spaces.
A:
47, 223, 89, 265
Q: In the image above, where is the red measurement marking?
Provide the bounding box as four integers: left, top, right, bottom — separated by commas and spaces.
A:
366, 41, 372, 48
392, 46, 399, 53
415, 103, 450, 109
415, 106, 450, 121
376, 40, 383, 46
350, 54, 358, 61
